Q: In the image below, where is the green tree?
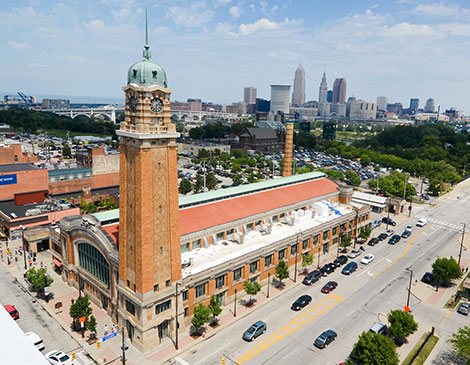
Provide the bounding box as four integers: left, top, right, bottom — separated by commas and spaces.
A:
87, 315, 97, 338
359, 226, 372, 240
26, 267, 53, 291
191, 303, 211, 334
387, 310, 418, 341
205, 172, 218, 191
275, 260, 289, 285
232, 174, 243, 186
193, 175, 204, 193
360, 154, 371, 166
350, 331, 399, 365
208, 295, 222, 322
346, 170, 361, 186
449, 326, 470, 363
179, 178, 192, 195
62, 143, 72, 158
243, 280, 262, 305
69, 295, 93, 330
301, 253, 314, 273
432, 257, 462, 286
340, 235, 352, 248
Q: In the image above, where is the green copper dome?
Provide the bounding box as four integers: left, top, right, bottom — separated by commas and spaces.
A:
127, 9, 167, 88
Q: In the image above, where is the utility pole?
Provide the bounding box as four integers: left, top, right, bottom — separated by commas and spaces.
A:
175, 282, 179, 350
267, 273, 270, 298
294, 233, 299, 283
419, 178, 424, 202
203, 160, 206, 191
78, 271, 84, 338
121, 327, 126, 365
403, 173, 408, 201
406, 269, 413, 308
459, 223, 466, 266
386, 197, 391, 231
234, 289, 237, 317
376, 175, 379, 195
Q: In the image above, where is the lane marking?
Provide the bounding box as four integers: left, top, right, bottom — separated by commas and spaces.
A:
193, 342, 231, 365
357, 257, 387, 277
445, 311, 451, 318
175, 357, 192, 365
373, 225, 431, 279
235, 294, 343, 364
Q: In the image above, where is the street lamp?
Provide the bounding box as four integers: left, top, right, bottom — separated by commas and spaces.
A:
406, 268, 413, 309
267, 273, 270, 298
294, 231, 300, 283
175, 282, 179, 350
386, 197, 391, 231
403, 173, 409, 201
233, 289, 237, 317
459, 222, 466, 267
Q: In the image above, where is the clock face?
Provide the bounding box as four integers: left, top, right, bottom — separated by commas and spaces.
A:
150, 98, 163, 113
129, 97, 137, 112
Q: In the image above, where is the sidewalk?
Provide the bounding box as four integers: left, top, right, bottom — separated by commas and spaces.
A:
0, 238, 344, 364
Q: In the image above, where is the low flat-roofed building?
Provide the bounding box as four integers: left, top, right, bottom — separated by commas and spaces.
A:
0, 163, 48, 201
178, 141, 231, 156
352, 191, 387, 213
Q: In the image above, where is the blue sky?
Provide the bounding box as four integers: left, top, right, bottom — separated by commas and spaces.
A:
1, 0, 470, 113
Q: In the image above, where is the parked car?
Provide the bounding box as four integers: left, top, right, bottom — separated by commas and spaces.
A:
360, 253, 374, 264
321, 281, 338, 293
242, 321, 267, 341
45, 350, 73, 365
386, 229, 395, 236
458, 302, 470, 316
333, 255, 348, 267
342, 262, 358, 275
377, 233, 388, 241
421, 272, 435, 284
401, 230, 411, 238
291, 295, 312, 311
314, 329, 337, 349
417, 218, 428, 227
368, 237, 379, 246
406, 225, 413, 231
382, 217, 396, 226
25, 331, 45, 351
347, 249, 362, 258
4, 305, 19, 320
388, 234, 401, 245
320, 263, 336, 276
369, 322, 388, 335
303, 270, 322, 286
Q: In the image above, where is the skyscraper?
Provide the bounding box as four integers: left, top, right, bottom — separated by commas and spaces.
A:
327, 90, 333, 103
424, 98, 435, 113
410, 98, 419, 111
244, 87, 257, 105
318, 71, 328, 103
292, 64, 305, 106
376, 96, 387, 111
270, 85, 291, 114
332, 78, 347, 104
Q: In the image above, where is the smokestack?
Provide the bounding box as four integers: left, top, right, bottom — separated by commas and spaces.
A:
283, 123, 294, 177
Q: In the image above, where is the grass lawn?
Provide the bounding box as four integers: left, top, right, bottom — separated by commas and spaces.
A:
402, 333, 439, 365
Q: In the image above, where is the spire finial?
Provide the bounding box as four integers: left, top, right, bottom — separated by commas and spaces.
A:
143, 7, 151, 60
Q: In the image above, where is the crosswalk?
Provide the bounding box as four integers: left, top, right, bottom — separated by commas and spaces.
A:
415, 216, 466, 232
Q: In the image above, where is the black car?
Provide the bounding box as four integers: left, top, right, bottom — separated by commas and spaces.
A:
368, 237, 379, 246
291, 295, 312, 311
382, 217, 396, 226
314, 329, 337, 349
421, 272, 435, 284
342, 261, 358, 275
303, 270, 322, 285
320, 263, 336, 276
333, 255, 348, 267
401, 230, 412, 238
388, 234, 401, 245
377, 233, 388, 241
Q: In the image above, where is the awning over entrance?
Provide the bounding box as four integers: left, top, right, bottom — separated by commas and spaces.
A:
52, 258, 62, 267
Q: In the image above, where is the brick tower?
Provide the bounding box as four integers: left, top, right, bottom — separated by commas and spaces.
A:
116, 11, 181, 351
283, 122, 294, 177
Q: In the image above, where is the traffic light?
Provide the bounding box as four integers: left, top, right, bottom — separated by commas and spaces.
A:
71, 352, 75, 360
222, 356, 225, 365
97, 340, 100, 349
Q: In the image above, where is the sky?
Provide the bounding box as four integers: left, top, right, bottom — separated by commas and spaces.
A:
1, 0, 470, 113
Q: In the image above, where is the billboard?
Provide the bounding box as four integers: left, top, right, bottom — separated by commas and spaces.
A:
0, 174, 17, 186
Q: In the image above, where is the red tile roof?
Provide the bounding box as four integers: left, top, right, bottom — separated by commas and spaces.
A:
102, 178, 338, 244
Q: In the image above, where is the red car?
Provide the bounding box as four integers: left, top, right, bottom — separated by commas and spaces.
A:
4, 305, 19, 320
321, 281, 338, 293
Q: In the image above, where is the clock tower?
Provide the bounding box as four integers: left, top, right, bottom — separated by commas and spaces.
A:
116, 11, 182, 351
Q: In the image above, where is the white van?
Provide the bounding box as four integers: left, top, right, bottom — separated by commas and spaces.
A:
369, 322, 387, 335
25, 331, 45, 351
416, 218, 427, 227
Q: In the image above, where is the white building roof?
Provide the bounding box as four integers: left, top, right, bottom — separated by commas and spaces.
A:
352, 191, 387, 208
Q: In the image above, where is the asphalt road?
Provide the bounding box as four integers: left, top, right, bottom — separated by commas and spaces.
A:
176, 180, 470, 365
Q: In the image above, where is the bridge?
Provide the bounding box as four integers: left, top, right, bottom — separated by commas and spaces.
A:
42, 107, 251, 124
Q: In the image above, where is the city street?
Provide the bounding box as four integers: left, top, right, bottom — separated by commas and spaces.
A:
176, 180, 470, 365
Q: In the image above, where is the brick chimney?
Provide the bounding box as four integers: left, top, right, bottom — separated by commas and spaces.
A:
283, 122, 294, 177
82, 187, 91, 200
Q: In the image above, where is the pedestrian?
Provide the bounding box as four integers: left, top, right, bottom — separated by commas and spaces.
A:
112, 324, 116, 333
466, 267, 468, 273
40, 261, 43, 268
104, 324, 108, 336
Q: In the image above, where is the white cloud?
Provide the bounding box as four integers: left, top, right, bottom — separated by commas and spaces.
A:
215, 0, 232, 4
412, 3, 470, 18
380, 22, 435, 37
87, 19, 106, 32
28, 62, 46, 68
167, 2, 214, 27
9, 41, 29, 50
229, 6, 242, 19
239, 17, 300, 35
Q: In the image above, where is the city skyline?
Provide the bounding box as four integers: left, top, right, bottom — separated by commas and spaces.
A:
1, 1, 469, 113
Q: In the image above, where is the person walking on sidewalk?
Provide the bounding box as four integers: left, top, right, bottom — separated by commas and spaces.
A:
112, 324, 116, 334
104, 324, 108, 336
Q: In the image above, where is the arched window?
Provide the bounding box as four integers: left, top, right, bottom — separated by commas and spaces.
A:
78, 242, 110, 287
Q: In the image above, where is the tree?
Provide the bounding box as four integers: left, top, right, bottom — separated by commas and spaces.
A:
69, 295, 93, 330
26, 267, 53, 292
340, 235, 352, 248
351, 331, 399, 365
191, 303, 211, 334
432, 257, 462, 286
387, 310, 418, 341
301, 253, 314, 273
208, 295, 222, 323
243, 280, 261, 305
232, 174, 243, 186
87, 315, 97, 338
346, 170, 361, 186
62, 143, 72, 158
179, 178, 192, 195
449, 326, 470, 363
275, 260, 289, 285
205, 172, 218, 191
193, 175, 204, 193
359, 226, 372, 241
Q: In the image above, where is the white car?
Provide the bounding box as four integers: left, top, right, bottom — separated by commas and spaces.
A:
25, 331, 45, 351
361, 254, 375, 265
348, 249, 362, 259
406, 225, 413, 231
45, 350, 73, 365
417, 218, 427, 227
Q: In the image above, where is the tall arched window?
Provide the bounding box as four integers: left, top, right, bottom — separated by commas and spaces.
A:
78, 242, 110, 287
